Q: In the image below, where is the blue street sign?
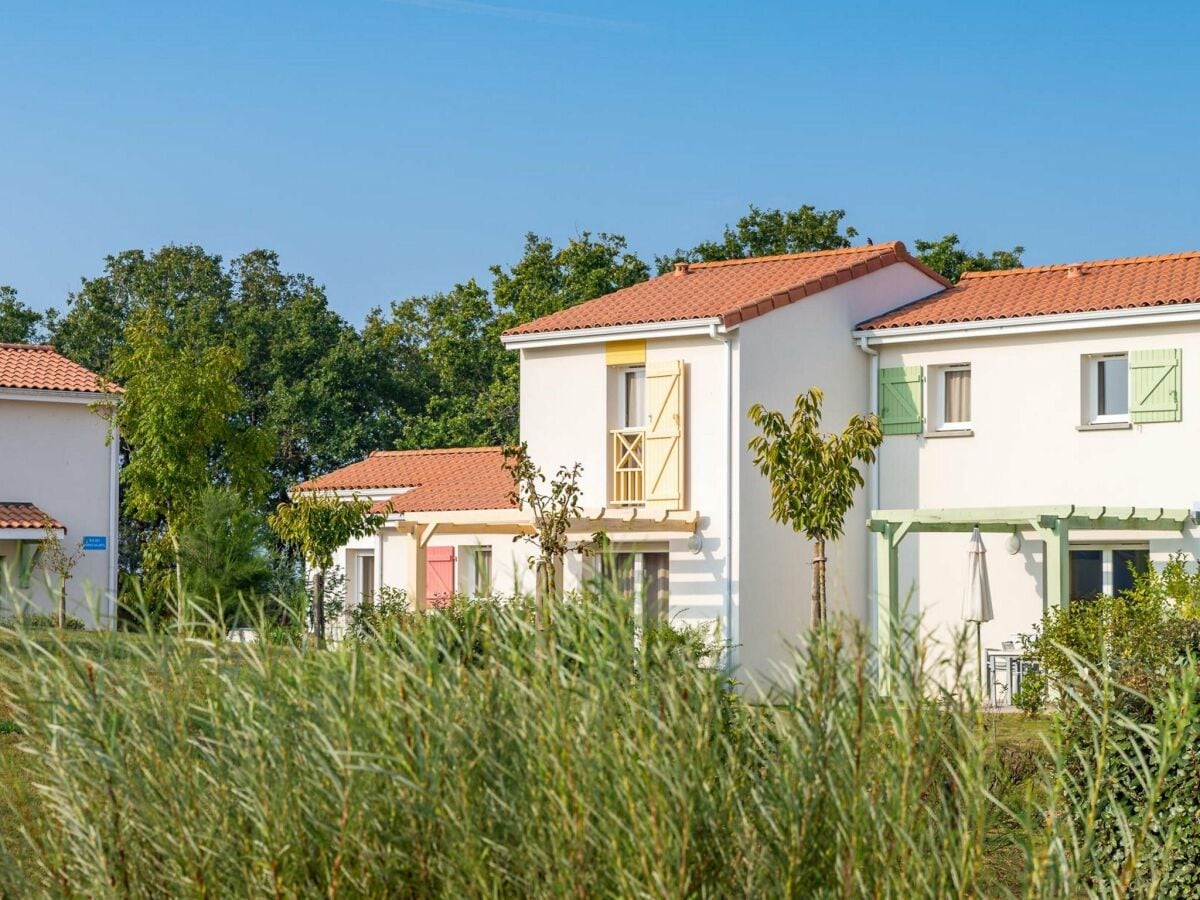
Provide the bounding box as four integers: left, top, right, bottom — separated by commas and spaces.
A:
82, 536, 107, 551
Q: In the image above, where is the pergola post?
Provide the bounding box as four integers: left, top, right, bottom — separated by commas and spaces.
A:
872, 522, 901, 689
1034, 517, 1071, 614
401, 527, 429, 611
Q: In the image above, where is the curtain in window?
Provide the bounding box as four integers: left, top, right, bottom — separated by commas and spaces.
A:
944, 369, 971, 424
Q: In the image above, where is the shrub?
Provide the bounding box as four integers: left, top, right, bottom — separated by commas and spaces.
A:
1012, 669, 1046, 717
1022, 555, 1200, 896
0, 613, 86, 631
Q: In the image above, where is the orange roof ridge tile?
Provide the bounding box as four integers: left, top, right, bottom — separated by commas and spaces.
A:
959, 249, 1200, 280
685, 242, 904, 270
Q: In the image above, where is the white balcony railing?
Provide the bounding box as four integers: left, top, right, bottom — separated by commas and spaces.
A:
611, 427, 645, 506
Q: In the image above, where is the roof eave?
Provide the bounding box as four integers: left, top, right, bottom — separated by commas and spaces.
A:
855, 300, 1200, 344
501, 318, 726, 349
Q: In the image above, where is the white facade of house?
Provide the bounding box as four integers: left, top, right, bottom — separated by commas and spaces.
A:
317, 245, 1200, 696
0, 389, 120, 628
863, 313, 1200, 663
509, 262, 944, 684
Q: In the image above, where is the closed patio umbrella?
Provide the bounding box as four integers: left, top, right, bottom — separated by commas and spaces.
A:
962, 527, 994, 698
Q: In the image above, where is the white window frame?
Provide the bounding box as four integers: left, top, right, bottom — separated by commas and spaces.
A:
933, 363, 972, 431
1086, 353, 1130, 424
1069, 543, 1149, 596
354, 551, 375, 606
460, 545, 493, 598
619, 365, 646, 430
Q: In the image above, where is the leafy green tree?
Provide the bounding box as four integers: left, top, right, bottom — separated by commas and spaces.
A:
268, 493, 388, 647
176, 487, 274, 625
228, 250, 412, 503
913, 234, 1024, 283
657, 204, 859, 273
49, 245, 413, 592
748, 388, 882, 627
53, 246, 232, 377
0, 286, 46, 344
380, 232, 649, 448
493, 232, 649, 325
502, 442, 594, 625
107, 304, 272, 601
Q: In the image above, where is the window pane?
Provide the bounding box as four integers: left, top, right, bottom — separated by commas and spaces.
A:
624, 369, 645, 428
944, 368, 971, 424
1069, 549, 1103, 601
1113, 549, 1149, 596
360, 555, 375, 603
1098, 357, 1128, 416
602, 551, 637, 599
474, 548, 492, 596
642, 552, 670, 624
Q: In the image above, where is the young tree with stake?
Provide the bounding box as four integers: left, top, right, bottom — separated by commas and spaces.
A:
502, 443, 596, 628
37, 518, 84, 629
268, 493, 388, 648
748, 388, 882, 627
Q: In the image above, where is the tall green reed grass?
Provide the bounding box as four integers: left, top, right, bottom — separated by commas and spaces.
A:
0, 590, 1195, 898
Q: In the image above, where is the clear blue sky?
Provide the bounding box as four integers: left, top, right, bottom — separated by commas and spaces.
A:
3, 1, 1199, 324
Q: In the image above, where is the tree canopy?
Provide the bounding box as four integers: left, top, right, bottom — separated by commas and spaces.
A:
912, 233, 1025, 283
656, 205, 859, 273
0, 286, 47, 344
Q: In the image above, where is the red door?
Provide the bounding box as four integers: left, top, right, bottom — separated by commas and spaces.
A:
425, 546, 456, 608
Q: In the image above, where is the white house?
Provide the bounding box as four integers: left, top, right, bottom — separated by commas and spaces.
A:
308, 243, 947, 680
310, 243, 1200, 692
855, 250, 1200, 689
0, 343, 120, 627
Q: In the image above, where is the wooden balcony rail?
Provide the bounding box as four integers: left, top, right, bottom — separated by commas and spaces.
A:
611, 427, 645, 506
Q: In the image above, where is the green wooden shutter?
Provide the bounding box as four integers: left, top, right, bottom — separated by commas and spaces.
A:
1130, 349, 1181, 423
879, 366, 924, 435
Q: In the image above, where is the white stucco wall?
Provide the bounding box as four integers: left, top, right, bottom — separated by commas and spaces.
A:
0, 393, 117, 627
333, 526, 537, 623
735, 264, 946, 686
518, 333, 734, 639
876, 320, 1200, 656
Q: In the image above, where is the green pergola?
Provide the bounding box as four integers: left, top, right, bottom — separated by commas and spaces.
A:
867, 505, 1192, 657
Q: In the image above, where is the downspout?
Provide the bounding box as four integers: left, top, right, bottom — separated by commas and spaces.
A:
708, 322, 735, 674
856, 336, 880, 640
107, 422, 120, 631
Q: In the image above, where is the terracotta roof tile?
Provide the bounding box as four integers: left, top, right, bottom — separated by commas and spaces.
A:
295, 447, 516, 514
860, 250, 1200, 330
0, 343, 118, 393
0, 502, 65, 531
503, 242, 949, 336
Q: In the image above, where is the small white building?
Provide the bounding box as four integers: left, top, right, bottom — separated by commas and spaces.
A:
0, 343, 120, 627
311, 243, 1200, 692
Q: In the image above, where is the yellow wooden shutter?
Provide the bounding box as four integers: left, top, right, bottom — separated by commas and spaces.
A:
644, 359, 685, 509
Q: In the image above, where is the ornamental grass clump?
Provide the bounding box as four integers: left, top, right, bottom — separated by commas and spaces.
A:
2, 588, 1194, 897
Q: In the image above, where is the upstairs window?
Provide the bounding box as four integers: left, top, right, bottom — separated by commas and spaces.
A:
937, 364, 972, 430
1087, 353, 1129, 423
623, 367, 645, 429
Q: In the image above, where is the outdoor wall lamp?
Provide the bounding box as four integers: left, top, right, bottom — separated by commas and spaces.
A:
1005, 531, 1023, 555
